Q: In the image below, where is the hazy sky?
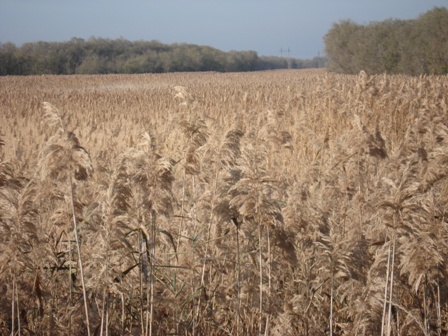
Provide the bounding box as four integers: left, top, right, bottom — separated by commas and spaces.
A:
0, 0, 446, 59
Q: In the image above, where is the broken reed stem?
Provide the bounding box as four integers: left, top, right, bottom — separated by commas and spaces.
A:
70, 176, 91, 336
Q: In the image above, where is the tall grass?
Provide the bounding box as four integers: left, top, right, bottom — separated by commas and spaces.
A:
1, 69, 447, 335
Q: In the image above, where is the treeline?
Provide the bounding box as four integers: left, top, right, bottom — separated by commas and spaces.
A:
324, 7, 448, 75
0, 37, 326, 75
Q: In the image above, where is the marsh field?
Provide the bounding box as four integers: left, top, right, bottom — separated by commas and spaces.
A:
1, 69, 448, 335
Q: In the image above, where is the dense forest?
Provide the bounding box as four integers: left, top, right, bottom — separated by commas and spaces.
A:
0, 38, 325, 75
324, 7, 448, 75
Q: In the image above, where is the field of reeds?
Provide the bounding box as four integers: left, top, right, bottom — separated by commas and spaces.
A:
1, 69, 447, 335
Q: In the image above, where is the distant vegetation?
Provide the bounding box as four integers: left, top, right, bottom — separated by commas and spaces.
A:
325, 7, 448, 75
3, 6, 445, 76
0, 38, 326, 75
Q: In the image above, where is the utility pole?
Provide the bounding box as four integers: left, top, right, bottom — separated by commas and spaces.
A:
280, 47, 292, 69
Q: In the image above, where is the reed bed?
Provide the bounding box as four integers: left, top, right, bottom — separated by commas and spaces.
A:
1, 69, 447, 335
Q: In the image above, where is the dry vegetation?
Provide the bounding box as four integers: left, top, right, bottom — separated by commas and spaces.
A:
1, 69, 448, 335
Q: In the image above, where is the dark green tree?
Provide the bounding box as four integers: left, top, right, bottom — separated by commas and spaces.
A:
324, 7, 448, 75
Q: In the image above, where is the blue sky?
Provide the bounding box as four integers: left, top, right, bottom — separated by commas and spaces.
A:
0, 0, 446, 59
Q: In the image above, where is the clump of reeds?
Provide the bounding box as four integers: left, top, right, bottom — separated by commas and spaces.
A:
1, 71, 448, 335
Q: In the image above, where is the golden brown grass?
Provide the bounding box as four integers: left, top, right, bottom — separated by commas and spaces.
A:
1, 69, 448, 335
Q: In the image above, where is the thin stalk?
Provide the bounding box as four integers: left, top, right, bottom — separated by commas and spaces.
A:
172, 273, 179, 335
191, 175, 197, 336
105, 293, 109, 336
140, 220, 151, 336
386, 299, 427, 335
149, 210, 157, 336
11, 276, 15, 336
423, 281, 428, 335
381, 240, 391, 336
104, 218, 111, 336
100, 290, 105, 336
437, 281, 441, 336
330, 275, 334, 336
191, 240, 196, 336
67, 235, 73, 306
68, 234, 73, 335
145, 267, 150, 336
16, 285, 20, 336
236, 224, 241, 336
121, 293, 125, 336
396, 281, 400, 336
195, 168, 219, 332
176, 171, 186, 259
386, 238, 395, 336
267, 226, 271, 295
70, 177, 91, 336
139, 232, 145, 336
258, 219, 263, 336
174, 169, 186, 333
266, 225, 272, 336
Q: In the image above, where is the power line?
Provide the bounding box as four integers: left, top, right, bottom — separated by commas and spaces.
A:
280, 47, 291, 57
280, 47, 292, 69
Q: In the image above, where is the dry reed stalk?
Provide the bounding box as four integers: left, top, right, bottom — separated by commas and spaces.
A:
386, 237, 396, 336
381, 240, 391, 336
234, 218, 241, 336
11, 275, 15, 336
70, 176, 91, 336
39, 102, 93, 335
